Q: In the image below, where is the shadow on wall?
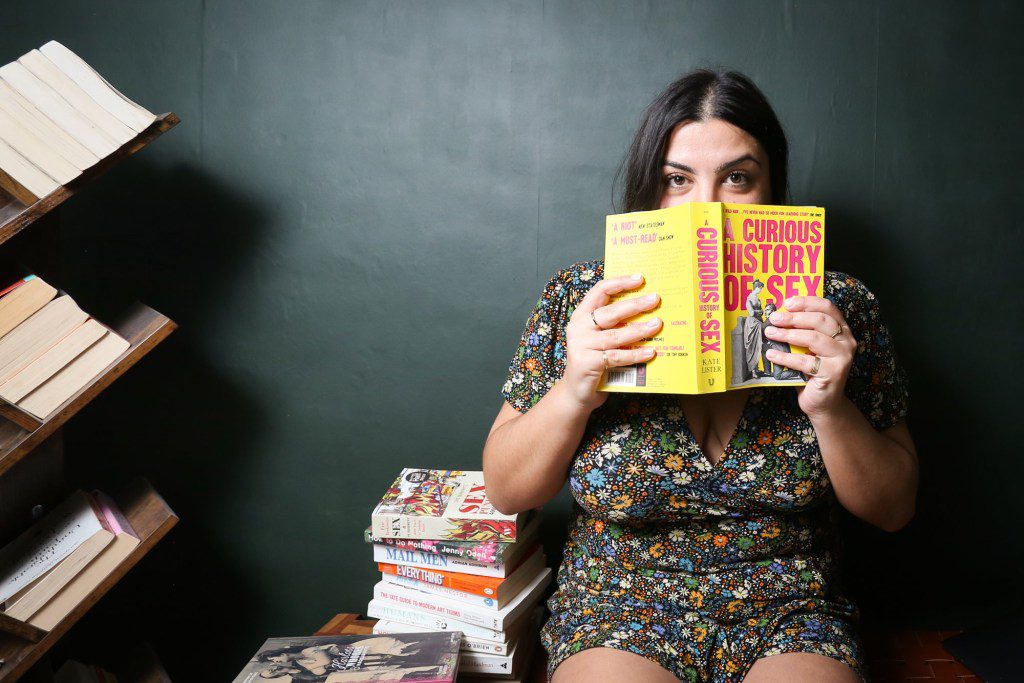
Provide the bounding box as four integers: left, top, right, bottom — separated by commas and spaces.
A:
840, 351, 1015, 632
44, 157, 279, 680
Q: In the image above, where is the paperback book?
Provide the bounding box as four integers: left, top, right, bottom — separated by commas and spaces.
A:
232, 632, 461, 683
364, 512, 541, 565
600, 201, 825, 394
371, 469, 530, 543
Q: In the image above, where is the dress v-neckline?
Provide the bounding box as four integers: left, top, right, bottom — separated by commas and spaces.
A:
677, 390, 757, 472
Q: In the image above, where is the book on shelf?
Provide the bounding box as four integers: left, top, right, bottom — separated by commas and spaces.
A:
232, 631, 462, 683
0, 488, 139, 631
371, 469, 531, 542
0, 489, 110, 605
379, 543, 546, 609
28, 490, 140, 631
364, 510, 541, 565
371, 566, 552, 633
0, 40, 157, 204
600, 201, 825, 394
0, 274, 130, 420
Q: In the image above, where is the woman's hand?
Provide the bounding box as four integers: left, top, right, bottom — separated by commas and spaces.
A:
562, 274, 662, 413
763, 295, 856, 419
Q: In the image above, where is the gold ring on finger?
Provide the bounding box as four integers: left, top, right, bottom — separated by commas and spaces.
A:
809, 355, 821, 376
830, 325, 842, 339
591, 309, 603, 329
601, 350, 609, 370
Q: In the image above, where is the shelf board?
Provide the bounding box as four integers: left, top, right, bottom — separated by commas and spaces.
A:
0, 478, 178, 680
0, 302, 177, 478
0, 112, 180, 246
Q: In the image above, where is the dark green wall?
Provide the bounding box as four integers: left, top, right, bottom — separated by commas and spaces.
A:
1, 1, 1021, 679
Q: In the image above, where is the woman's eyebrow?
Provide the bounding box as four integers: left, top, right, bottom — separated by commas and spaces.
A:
663, 155, 762, 173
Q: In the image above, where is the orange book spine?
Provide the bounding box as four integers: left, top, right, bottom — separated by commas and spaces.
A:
377, 561, 504, 597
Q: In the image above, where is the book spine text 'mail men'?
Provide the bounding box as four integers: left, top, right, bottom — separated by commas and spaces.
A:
600, 202, 824, 394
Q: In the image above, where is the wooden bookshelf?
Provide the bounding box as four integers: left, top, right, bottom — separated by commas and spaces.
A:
0, 302, 176, 478
0, 112, 180, 245
0, 65, 180, 676
0, 478, 178, 680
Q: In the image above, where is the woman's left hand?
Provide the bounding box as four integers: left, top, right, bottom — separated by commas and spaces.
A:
763, 295, 857, 420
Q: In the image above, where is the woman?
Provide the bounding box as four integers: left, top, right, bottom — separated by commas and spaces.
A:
482, 69, 917, 683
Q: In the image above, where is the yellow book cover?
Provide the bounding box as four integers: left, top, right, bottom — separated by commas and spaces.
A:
599, 202, 825, 394
723, 203, 825, 389
599, 202, 725, 394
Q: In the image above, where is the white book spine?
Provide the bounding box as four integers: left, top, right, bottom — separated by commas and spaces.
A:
459, 648, 517, 674
373, 544, 507, 577
382, 572, 498, 609
365, 598, 504, 641
373, 566, 551, 633
374, 581, 502, 630
372, 617, 512, 655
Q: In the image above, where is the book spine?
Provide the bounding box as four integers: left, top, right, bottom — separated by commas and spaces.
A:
373, 545, 508, 577
372, 619, 512, 655
458, 650, 516, 674
382, 573, 499, 609
365, 528, 510, 564
366, 599, 505, 641
371, 512, 519, 543
692, 202, 727, 393
374, 581, 504, 630
379, 560, 503, 596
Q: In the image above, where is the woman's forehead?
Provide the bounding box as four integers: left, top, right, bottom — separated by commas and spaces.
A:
663, 119, 766, 166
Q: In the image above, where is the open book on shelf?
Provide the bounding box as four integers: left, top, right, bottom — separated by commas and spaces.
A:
600, 201, 825, 394
0, 40, 157, 205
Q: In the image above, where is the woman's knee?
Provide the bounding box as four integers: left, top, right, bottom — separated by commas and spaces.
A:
550, 645, 681, 683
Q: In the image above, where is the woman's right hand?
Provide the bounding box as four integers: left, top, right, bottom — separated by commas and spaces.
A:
561, 273, 662, 413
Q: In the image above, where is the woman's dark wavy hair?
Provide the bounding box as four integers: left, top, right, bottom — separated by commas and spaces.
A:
613, 69, 790, 212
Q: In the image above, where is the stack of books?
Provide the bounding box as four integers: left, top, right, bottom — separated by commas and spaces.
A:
0, 39, 157, 205
0, 488, 140, 632
366, 469, 551, 681
0, 274, 129, 421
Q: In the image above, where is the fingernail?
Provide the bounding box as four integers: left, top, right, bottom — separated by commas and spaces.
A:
769, 312, 782, 323
646, 318, 660, 328
631, 274, 643, 281
644, 292, 659, 303
783, 297, 795, 308
766, 350, 777, 359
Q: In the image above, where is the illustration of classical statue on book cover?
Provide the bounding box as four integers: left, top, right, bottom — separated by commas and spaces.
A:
731, 278, 804, 386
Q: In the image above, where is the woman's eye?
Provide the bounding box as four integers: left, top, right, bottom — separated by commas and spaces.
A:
665, 174, 689, 189
725, 171, 749, 185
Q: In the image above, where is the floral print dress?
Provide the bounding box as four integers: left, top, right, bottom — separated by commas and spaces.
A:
500, 259, 910, 683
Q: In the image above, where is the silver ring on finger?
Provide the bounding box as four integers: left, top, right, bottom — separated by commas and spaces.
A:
591, 309, 603, 329
601, 350, 609, 371
809, 355, 822, 376
830, 324, 842, 339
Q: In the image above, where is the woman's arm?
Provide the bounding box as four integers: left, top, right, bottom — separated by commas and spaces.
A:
483, 382, 594, 515
809, 405, 917, 531
763, 282, 917, 532
485, 270, 660, 515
